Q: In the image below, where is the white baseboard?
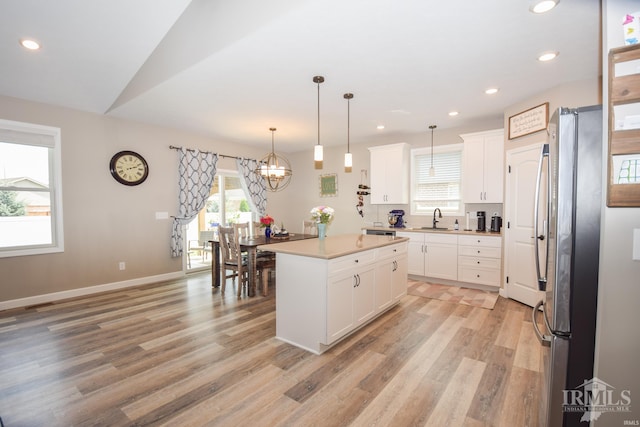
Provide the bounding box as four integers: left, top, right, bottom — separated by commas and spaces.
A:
0, 271, 185, 311
499, 287, 509, 299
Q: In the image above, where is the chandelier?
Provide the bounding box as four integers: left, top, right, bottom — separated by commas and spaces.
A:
256, 127, 292, 192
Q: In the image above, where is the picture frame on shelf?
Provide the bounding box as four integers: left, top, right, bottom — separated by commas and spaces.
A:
319, 173, 338, 197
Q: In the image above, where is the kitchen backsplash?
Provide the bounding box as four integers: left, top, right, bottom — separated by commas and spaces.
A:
372, 203, 503, 231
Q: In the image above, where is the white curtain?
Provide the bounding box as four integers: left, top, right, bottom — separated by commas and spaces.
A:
170, 148, 218, 257
236, 158, 267, 216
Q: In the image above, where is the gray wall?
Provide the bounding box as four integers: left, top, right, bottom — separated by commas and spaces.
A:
593, 1, 640, 424
0, 95, 265, 306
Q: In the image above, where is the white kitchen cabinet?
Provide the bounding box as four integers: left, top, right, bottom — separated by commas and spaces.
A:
326, 262, 376, 343
397, 231, 458, 280
273, 237, 408, 354
461, 129, 504, 203
457, 234, 502, 287
375, 244, 408, 311
368, 143, 410, 204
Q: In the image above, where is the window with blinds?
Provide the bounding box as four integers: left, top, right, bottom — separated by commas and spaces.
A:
411, 144, 463, 215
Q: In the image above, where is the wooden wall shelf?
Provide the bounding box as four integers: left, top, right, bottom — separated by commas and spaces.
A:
607, 44, 640, 207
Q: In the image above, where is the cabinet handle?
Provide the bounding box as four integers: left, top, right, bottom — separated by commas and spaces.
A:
357, 274, 361, 287
355, 259, 359, 263
477, 261, 480, 264
477, 274, 481, 278
477, 250, 481, 254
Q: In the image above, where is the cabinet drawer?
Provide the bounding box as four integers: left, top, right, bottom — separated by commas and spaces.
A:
425, 233, 458, 245
458, 255, 501, 269
376, 242, 407, 259
458, 235, 501, 248
458, 245, 501, 258
458, 266, 500, 287
328, 250, 375, 275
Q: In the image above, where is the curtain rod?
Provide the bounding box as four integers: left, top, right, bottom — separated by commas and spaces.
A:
169, 145, 254, 162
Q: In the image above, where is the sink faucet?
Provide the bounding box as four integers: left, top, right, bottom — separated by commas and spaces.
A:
433, 208, 442, 228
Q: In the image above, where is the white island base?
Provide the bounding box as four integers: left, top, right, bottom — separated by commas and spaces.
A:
260, 234, 408, 355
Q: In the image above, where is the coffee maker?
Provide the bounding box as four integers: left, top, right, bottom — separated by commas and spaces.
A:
490, 213, 502, 232
476, 211, 486, 232
388, 210, 406, 228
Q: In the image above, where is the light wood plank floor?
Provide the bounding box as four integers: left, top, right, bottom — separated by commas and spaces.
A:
0, 273, 544, 426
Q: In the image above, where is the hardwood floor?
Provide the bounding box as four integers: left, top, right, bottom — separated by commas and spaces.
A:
0, 273, 544, 426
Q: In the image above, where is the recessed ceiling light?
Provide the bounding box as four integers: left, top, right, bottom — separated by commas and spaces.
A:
530, 0, 559, 14
538, 51, 559, 62
448, 111, 459, 117
485, 88, 499, 95
376, 125, 385, 130
20, 38, 40, 50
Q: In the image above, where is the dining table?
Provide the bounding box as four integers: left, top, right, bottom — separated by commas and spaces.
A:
210, 233, 317, 296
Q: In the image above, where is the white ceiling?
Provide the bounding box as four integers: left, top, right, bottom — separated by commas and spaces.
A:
1, 0, 600, 153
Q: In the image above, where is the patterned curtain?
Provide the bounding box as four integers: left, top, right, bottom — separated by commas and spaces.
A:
236, 158, 267, 216
170, 148, 218, 257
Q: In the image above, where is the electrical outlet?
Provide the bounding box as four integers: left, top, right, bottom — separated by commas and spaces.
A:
119, 262, 126, 270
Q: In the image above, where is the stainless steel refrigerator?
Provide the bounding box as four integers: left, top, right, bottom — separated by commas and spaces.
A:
532, 105, 602, 427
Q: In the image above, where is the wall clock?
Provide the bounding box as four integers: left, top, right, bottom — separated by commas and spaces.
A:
109, 150, 149, 186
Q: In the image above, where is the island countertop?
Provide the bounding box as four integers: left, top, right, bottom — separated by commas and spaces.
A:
258, 233, 408, 259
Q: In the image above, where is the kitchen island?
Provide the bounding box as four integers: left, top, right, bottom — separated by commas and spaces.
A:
259, 234, 408, 354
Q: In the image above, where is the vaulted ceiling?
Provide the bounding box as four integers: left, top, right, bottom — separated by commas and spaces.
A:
1, 0, 600, 152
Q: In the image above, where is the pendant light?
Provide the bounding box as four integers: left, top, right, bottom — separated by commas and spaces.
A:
313, 75, 324, 169
344, 93, 354, 173
256, 127, 292, 192
429, 124, 437, 177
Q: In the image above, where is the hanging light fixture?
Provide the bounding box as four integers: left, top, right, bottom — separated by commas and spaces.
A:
313, 75, 324, 169
344, 93, 354, 173
255, 127, 292, 192
429, 124, 437, 177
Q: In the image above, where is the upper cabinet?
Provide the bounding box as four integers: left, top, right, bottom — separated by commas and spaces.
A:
368, 143, 410, 204
460, 129, 504, 203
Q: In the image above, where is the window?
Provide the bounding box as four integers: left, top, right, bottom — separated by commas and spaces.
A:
0, 119, 63, 258
411, 144, 463, 215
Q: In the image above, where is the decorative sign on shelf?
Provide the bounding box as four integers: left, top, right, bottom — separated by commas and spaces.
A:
508, 102, 549, 140
319, 173, 338, 197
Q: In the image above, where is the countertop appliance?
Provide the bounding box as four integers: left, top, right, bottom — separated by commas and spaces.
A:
476, 211, 486, 231
490, 214, 502, 232
388, 209, 405, 228
532, 105, 602, 427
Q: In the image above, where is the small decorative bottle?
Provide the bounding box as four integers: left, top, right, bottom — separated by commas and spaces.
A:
454, 219, 459, 230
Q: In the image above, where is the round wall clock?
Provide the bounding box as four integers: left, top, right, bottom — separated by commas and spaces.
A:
109, 150, 149, 186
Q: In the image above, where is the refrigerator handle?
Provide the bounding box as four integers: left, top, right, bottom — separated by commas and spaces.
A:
534, 144, 549, 291
532, 300, 552, 346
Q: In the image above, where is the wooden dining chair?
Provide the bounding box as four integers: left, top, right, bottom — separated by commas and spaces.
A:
303, 220, 318, 236
218, 226, 249, 295
233, 222, 276, 296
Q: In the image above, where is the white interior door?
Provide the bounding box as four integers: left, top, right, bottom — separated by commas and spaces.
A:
504, 143, 546, 307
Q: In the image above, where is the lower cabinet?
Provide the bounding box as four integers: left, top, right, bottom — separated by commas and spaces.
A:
398, 232, 458, 280
275, 240, 408, 354
398, 231, 502, 288
457, 235, 502, 288
375, 245, 408, 311
326, 264, 376, 343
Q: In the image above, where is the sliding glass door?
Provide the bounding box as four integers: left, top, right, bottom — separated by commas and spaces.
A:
185, 172, 253, 271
